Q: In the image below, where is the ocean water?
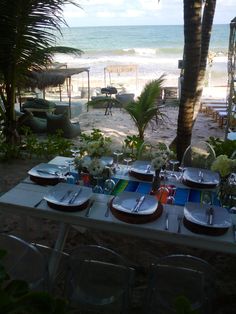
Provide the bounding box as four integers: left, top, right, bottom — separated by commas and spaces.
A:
54, 24, 229, 91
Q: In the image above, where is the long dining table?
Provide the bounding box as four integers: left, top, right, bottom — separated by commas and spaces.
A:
0, 156, 236, 280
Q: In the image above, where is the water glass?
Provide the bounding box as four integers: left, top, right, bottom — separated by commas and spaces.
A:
103, 178, 116, 194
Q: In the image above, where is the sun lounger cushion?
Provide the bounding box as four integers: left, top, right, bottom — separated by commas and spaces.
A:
22, 98, 56, 118
46, 112, 81, 139
116, 93, 135, 106
16, 110, 47, 133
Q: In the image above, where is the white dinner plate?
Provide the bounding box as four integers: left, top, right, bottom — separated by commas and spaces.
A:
183, 167, 220, 186
184, 202, 232, 228
44, 182, 92, 207
28, 163, 65, 179
112, 191, 158, 215
130, 160, 155, 175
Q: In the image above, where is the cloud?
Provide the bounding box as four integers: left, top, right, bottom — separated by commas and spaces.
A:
138, 0, 161, 11
96, 11, 116, 18
63, 8, 87, 18
121, 10, 144, 18
78, 0, 124, 6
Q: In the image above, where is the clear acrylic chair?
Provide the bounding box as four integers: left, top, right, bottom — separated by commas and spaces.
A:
0, 233, 48, 290
181, 141, 216, 169
66, 245, 135, 314
145, 254, 215, 314
145, 264, 205, 314
31, 243, 70, 296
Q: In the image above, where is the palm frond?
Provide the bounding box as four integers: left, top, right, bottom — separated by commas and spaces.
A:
124, 75, 165, 139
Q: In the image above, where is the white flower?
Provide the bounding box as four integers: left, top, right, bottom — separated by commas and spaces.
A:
88, 158, 105, 176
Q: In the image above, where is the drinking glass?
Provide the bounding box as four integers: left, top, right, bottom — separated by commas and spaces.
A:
123, 156, 132, 174
178, 164, 186, 182
168, 159, 179, 180
113, 150, 123, 170
156, 170, 169, 204
166, 185, 176, 205
70, 147, 80, 158
93, 176, 103, 194
103, 178, 116, 194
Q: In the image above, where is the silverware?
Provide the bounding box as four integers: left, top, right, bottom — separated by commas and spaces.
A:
105, 199, 111, 217
198, 171, 204, 183
37, 169, 59, 176
165, 212, 169, 230
206, 206, 214, 225
85, 199, 95, 217
132, 195, 145, 212
68, 188, 81, 204
233, 225, 236, 242
34, 198, 44, 208
177, 215, 182, 233
59, 190, 73, 202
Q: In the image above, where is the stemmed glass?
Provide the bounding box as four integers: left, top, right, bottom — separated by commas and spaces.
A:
157, 169, 169, 204
93, 176, 103, 194
123, 156, 132, 174
178, 164, 186, 182
103, 178, 116, 194
113, 150, 123, 171
166, 185, 176, 205
168, 159, 179, 181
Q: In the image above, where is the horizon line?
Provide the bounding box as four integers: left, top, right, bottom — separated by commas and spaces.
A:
64, 23, 229, 28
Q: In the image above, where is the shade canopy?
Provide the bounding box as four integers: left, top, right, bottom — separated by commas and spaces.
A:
27, 67, 90, 117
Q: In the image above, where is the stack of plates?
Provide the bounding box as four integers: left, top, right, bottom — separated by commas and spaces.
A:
28, 163, 66, 185
44, 183, 92, 212
110, 191, 162, 224
183, 202, 232, 236
182, 167, 220, 189
129, 161, 154, 181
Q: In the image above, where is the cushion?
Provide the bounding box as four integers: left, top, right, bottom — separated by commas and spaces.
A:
116, 93, 135, 106
46, 112, 81, 139
22, 98, 56, 118
17, 110, 47, 133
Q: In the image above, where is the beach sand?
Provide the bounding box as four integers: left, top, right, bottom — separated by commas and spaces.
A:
73, 103, 226, 151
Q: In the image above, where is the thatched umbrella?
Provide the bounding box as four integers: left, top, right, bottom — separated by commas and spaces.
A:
26, 67, 90, 117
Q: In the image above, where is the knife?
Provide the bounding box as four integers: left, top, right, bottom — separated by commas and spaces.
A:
37, 169, 59, 176
133, 195, 145, 212
68, 188, 81, 204
206, 207, 214, 225
85, 199, 95, 217
233, 225, 236, 242
165, 212, 169, 230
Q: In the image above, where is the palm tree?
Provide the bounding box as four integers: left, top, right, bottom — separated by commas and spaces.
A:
124, 76, 165, 141
176, 0, 217, 161
0, 0, 82, 144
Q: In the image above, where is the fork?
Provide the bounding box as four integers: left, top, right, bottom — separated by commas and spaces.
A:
177, 215, 182, 233
85, 199, 95, 217
105, 199, 111, 217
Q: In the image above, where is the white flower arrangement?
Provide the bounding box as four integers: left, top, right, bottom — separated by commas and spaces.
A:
151, 143, 173, 170
87, 158, 105, 176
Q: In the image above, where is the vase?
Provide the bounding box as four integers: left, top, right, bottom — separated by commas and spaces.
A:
151, 169, 161, 194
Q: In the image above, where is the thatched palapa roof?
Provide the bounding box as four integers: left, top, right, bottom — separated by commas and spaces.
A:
28, 67, 90, 89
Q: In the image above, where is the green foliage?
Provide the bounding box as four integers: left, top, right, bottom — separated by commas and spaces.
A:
207, 137, 236, 158
0, 127, 73, 161
79, 128, 112, 158
0, 249, 67, 314
174, 296, 199, 314
123, 135, 145, 159
124, 76, 166, 140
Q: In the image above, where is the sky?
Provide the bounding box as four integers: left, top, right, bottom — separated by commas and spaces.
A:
63, 0, 236, 27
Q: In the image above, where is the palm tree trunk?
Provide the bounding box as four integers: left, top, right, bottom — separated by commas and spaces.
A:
176, 0, 202, 161
193, 0, 217, 120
